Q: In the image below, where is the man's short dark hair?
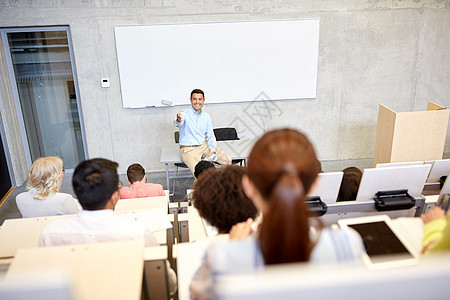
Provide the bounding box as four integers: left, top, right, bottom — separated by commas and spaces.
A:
190, 89, 204, 99
194, 160, 215, 179
127, 163, 145, 184
72, 158, 119, 210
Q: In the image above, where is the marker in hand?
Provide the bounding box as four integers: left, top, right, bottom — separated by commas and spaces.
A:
176, 113, 183, 122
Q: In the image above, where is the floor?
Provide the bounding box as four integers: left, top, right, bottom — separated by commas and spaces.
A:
0, 158, 373, 225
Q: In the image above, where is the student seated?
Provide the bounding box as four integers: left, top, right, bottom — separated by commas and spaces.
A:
421, 206, 450, 254
184, 161, 216, 204
39, 158, 177, 294
192, 165, 258, 234
16, 156, 80, 218
39, 158, 159, 247
194, 160, 215, 179
337, 166, 362, 202
190, 129, 364, 299
119, 163, 165, 199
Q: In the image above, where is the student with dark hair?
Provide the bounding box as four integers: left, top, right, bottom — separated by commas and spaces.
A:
39, 158, 159, 247
119, 163, 165, 199
40, 158, 177, 294
190, 129, 363, 298
337, 166, 362, 202
192, 165, 258, 234
174, 89, 231, 174
194, 160, 215, 179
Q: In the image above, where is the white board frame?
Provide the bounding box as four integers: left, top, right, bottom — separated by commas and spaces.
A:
114, 19, 320, 108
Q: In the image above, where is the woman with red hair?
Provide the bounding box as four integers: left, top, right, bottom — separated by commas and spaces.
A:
191, 129, 363, 299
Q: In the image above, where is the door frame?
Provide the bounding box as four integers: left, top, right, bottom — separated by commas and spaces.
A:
0, 112, 14, 188
0, 26, 88, 170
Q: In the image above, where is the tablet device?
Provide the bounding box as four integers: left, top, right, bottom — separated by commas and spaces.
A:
338, 215, 419, 270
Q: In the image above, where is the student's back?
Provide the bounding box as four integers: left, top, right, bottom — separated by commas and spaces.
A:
190, 129, 363, 299
119, 163, 165, 199
16, 156, 80, 218
39, 158, 158, 247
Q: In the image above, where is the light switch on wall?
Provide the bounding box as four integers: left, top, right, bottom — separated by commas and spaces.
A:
101, 78, 110, 88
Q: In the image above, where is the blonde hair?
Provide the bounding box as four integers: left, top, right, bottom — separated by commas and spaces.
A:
26, 156, 64, 200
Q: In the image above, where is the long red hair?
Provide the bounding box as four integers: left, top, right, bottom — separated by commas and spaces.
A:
248, 129, 320, 265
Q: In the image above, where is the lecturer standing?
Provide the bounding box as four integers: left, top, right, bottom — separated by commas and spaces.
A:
174, 89, 231, 174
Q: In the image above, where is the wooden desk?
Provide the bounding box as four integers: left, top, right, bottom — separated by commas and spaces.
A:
115, 195, 169, 213
0, 211, 172, 259
160, 139, 255, 193
175, 234, 230, 300
143, 245, 172, 300
5, 240, 145, 300
0, 215, 71, 258
178, 206, 208, 243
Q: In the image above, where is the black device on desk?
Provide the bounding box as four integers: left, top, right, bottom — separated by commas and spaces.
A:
305, 196, 327, 216
374, 189, 416, 211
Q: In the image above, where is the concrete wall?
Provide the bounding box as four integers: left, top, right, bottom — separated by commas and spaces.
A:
0, 0, 449, 183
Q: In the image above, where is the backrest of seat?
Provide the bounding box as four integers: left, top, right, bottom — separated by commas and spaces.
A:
214, 128, 239, 141
115, 196, 169, 212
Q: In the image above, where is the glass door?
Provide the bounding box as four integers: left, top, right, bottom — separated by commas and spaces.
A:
1, 27, 86, 170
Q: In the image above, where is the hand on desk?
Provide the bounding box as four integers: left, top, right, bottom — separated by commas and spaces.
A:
230, 218, 254, 240
176, 113, 183, 123
421, 206, 446, 224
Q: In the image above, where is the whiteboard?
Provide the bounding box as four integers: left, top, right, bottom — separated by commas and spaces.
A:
114, 19, 320, 108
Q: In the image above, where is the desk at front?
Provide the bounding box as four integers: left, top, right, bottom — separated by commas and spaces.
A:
160, 139, 255, 193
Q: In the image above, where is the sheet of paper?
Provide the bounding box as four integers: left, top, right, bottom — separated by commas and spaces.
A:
202, 153, 217, 162
121, 208, 173, 232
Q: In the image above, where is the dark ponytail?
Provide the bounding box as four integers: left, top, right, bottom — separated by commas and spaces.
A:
247, 129, 320, 265
258, 168, 312, 264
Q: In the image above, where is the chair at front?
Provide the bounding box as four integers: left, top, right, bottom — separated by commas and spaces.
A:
213, 127, 244, 166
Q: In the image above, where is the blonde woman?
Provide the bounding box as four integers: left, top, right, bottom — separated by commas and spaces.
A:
16, 156, 80, 218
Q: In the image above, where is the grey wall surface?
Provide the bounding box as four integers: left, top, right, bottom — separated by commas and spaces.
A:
0, 0, 449, 183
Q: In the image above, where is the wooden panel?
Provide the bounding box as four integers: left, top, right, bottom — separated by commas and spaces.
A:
115, 196, 169, 212
391, 109, 449, 162
373, 104, 397, 166
6, 240, 144, 300
0, 215, 71, 258
427, 100, 446, 111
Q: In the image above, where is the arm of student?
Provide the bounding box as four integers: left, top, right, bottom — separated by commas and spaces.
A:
229, 218, 254, 241
144, 230, 160, 247
190, 245, 215, 300
421, 207, 447, 254
166, 260, 178, 296
158, 184, 166, 196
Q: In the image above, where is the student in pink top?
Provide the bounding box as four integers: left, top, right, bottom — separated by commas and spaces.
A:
119, 163, 165, 199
